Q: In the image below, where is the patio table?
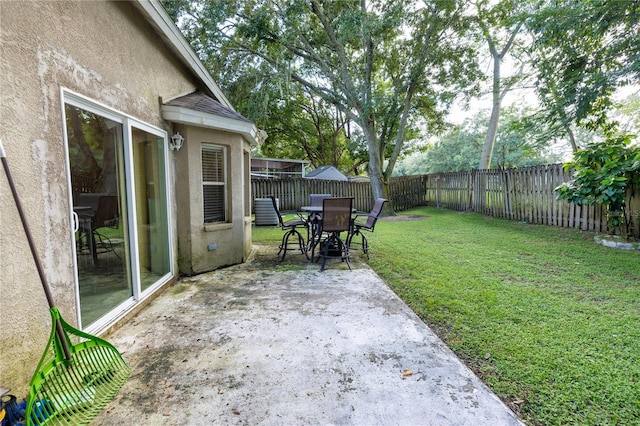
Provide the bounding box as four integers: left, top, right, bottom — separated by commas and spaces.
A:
300, 204, 356, 262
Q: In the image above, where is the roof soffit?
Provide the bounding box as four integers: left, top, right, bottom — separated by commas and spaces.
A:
162, 108, 261, 145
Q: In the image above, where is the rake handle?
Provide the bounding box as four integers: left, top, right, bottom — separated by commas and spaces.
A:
1, 140, 72, 361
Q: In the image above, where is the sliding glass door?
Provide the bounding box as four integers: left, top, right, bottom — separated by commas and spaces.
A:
67, 103, 132, 327
65, 92, 172, 330
131, 128, 171, 293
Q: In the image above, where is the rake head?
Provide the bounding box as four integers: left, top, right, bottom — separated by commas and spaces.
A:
26, 308, 131, 425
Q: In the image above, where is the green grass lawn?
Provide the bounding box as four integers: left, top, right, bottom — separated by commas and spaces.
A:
252, 207, 640, 425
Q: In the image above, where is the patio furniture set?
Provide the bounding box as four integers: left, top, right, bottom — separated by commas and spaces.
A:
269, 194, 387, 271
73, 193, 121, 265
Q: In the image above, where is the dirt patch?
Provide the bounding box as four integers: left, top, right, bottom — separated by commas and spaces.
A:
245, 243, 370, 271
379, 215, 428, 222
246, 216, 426, 270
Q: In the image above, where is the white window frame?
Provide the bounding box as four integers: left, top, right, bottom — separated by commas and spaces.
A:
61, 88, 174, 332
201, 143, 228, 224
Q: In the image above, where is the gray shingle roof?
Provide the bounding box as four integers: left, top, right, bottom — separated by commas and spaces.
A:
165, 92, 251, 122
304, 165, 348, 181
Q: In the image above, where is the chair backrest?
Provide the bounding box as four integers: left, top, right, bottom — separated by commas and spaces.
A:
309, 193, 332, 207
321, 197, 353, 232
269, 195, 284, 226
76, 193, 119, 231
362, 198, 388, 230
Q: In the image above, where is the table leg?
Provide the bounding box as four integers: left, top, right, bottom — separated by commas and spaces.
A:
307, 215, 322, 262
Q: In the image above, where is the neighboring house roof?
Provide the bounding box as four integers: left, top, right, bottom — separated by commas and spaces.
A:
304, 165, 349, 181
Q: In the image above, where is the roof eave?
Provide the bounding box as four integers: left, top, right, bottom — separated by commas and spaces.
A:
162, 105, 262, 145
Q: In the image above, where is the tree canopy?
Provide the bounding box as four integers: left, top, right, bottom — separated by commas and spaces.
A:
162, 0, 481, 202
526, 0, 640, 138
161, 0, 639, 198
394, 106, 562, 175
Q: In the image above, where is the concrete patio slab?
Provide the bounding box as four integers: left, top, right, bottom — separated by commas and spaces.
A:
94, 245, 523, 425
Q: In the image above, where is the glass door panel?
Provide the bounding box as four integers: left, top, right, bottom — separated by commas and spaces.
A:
132, 128, 171, 292
66, 104, 133, 327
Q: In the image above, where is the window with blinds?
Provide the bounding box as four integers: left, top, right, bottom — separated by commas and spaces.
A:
201, 144, 227, 223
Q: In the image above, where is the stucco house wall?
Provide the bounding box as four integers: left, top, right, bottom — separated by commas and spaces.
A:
174, 124, 253, 275
0, 0, 257, 397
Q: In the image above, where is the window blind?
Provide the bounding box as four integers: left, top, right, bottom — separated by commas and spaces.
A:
202, 145, 226, 223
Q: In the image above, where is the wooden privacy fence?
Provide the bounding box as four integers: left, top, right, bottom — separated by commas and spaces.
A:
251, 164, 640, 239
252, 176, 429, 213
431, 164, 639, 239
252, 178, 373, 212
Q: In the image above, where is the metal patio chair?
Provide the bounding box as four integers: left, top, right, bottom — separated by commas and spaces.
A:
75, 194, 120, 264
270, 196, 309, 261
305, 193, 332, 253
347, 198, 387, 259
317, 197, 353, 271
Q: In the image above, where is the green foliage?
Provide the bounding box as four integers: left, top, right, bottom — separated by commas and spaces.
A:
527, 0, 640, 134
423, 124, 483, 173
616, 92, 640, 135
555, 134, 640, 236
161, 0, 640, 198
257, 88, 356, 170
161, 0, 358, 172
161, 0, 481, 200
393, 107, 562, 175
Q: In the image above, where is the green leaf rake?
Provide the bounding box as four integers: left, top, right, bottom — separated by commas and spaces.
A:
1, 140, 131, 425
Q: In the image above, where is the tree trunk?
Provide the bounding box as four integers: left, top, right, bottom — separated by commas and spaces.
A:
361, 120, 394, 214
478, 20, 522, 170
479, 47, 501, 170
565, 125, 578, 152
366, 138, 384, 201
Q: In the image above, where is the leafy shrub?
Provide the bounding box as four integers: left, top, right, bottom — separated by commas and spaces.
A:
555, 134, 640, 238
